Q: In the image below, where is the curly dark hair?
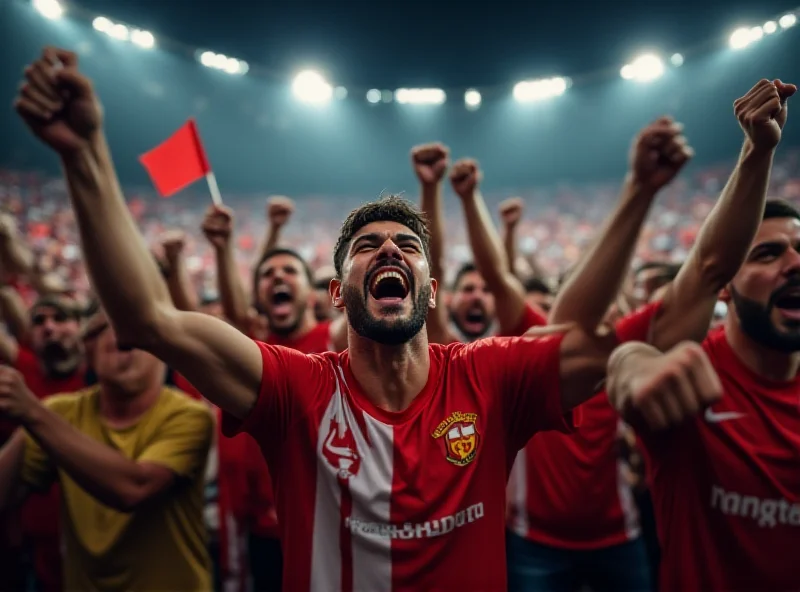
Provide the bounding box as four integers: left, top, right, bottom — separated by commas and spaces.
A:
332, 196, 431, 278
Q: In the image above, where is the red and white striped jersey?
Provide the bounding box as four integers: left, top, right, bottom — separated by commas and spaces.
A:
506, 302, 660, 549
224, 334, 573, 591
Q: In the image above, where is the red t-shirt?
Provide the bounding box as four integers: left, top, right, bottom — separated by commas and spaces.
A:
15, 346, 85, 592
641, 324, 800, 591
224, 334, 572, 592
506, 302, 661, 549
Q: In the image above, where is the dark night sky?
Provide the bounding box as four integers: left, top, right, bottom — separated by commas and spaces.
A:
70, 0, 800, 89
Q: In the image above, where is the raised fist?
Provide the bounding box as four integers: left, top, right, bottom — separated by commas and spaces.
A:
449, 158, 482, 199
622, 341, 722, 431
160, 230, 186, 262
630, 117, 693, 192
202, 205, 234, 250
0, 366, 39, 422
499, 197, 524, 227
735, 79, 796, 151
14, 47, 103, 155
267, 196, 294, 227
411, 143, 450, 185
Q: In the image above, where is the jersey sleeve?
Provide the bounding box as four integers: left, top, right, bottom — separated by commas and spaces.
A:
137, 401, 214, 479
221, 341, 333, 453
21, 394, 78, 491
614, 300, 663, 344
501, 303, 548, 337
466, 333, 573, 453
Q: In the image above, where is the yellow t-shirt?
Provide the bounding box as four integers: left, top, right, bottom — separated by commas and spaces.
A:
22, 386, 214, 592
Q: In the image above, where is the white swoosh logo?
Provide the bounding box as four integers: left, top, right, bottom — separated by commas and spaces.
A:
704, 408, 746, 423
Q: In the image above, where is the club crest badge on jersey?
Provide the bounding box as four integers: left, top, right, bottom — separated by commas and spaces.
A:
432, 411, 481, 466
322, 418, 361, 480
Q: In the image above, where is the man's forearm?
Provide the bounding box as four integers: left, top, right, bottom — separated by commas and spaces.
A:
23, 403, 155, 512
256, 222, 282, 265
461, 192, 511, 288
216, 245, 249, 329
606, 341, 662, 416
503, 223, 519, 277
0, 432, 25, 510
692, 141, 774, 288
60, 133, 172, 342
0, 235, 35, 277
165, 256, 199, 312
420, 182, 446, 283
551, 177, 655, 328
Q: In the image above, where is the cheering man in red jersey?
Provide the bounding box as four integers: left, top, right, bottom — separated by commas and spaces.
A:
597, 79, 799, 591
15, 47, 724, 592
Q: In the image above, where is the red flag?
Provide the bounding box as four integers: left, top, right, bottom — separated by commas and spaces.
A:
139, 119, 211, 198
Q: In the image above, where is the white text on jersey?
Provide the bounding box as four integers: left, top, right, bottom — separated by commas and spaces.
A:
345, 502, 485, 539
711, 486, 800, 528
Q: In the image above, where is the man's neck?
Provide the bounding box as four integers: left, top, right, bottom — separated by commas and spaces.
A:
347, 328, 430, 413
725, 320, 800, 382
98, 381, 162, 429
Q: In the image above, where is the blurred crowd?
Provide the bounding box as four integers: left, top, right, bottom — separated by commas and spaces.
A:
3, 148, 800, 306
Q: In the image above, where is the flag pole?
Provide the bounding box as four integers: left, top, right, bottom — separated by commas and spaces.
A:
205, 172, 223, 206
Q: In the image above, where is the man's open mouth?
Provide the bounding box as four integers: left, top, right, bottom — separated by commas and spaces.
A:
269, 285, 294, 316
774, 287, 800, 319
368, 268, 410, 301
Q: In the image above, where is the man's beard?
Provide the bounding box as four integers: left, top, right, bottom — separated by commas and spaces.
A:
450, 310, 491, 341
39, 341, 81, 378
730, 285, 800, 353
343, 282, 430, 346
264, 301, 306, 338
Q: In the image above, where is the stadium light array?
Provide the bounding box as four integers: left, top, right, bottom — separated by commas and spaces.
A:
33, 0, 63, 20
464, 89, 482, 110
366, 89, 381, 104
395, 88, 446, 105
93, 16, 155, 49
198, 51, 248, 75
512, 77, 568, 102
620, 54, 664, 82
292, 70, 333, 104
730, 13, 796, 50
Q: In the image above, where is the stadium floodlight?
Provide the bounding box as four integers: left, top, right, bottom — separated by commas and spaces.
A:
464, 89, 482, 110
366, 89, 381, 104
197, 51, 248, 75
108, 23, 130, 41
670, 53, 684, 67
763, 20, 778, 34
619, 54, 664, 82
33, 0, 63, 19
92, 16, 112, 32
131, 29, 155, 49
512, 77, 568, 102
395, 88, 446, 105
780, 13, 797, 29
292, 70, 333, 104
729, 26, 760, 50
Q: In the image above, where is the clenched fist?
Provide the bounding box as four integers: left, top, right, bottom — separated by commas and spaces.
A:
630, 117, 693, 192
735, 79, 796, 152
0, 366, 40, 423
267, 196, 294, 227
450, 158, 482, 199
14, 47, 103, 155
160, 230, 186, 262
499, 197, 524, 227
612, 341, 722, 431
202, 205, 235, 250
411, 143, 450, 185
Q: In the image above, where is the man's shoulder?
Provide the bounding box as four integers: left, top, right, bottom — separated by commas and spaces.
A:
43, 386, 99, 415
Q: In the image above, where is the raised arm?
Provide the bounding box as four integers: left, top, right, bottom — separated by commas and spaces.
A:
451, 159, 528, 335
652, 79, 796, 349
14, 48, 260, 418
201, 205, 251, 332
498, 197, 525, 277
256, 196, 294, 264
159, 230, 199, 312
0, 286, 28, 363
412, 143, 455, 344
550, 118, 692, 330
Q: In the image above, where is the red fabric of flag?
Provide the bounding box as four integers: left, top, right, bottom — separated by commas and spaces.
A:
139, 119, 211, 198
